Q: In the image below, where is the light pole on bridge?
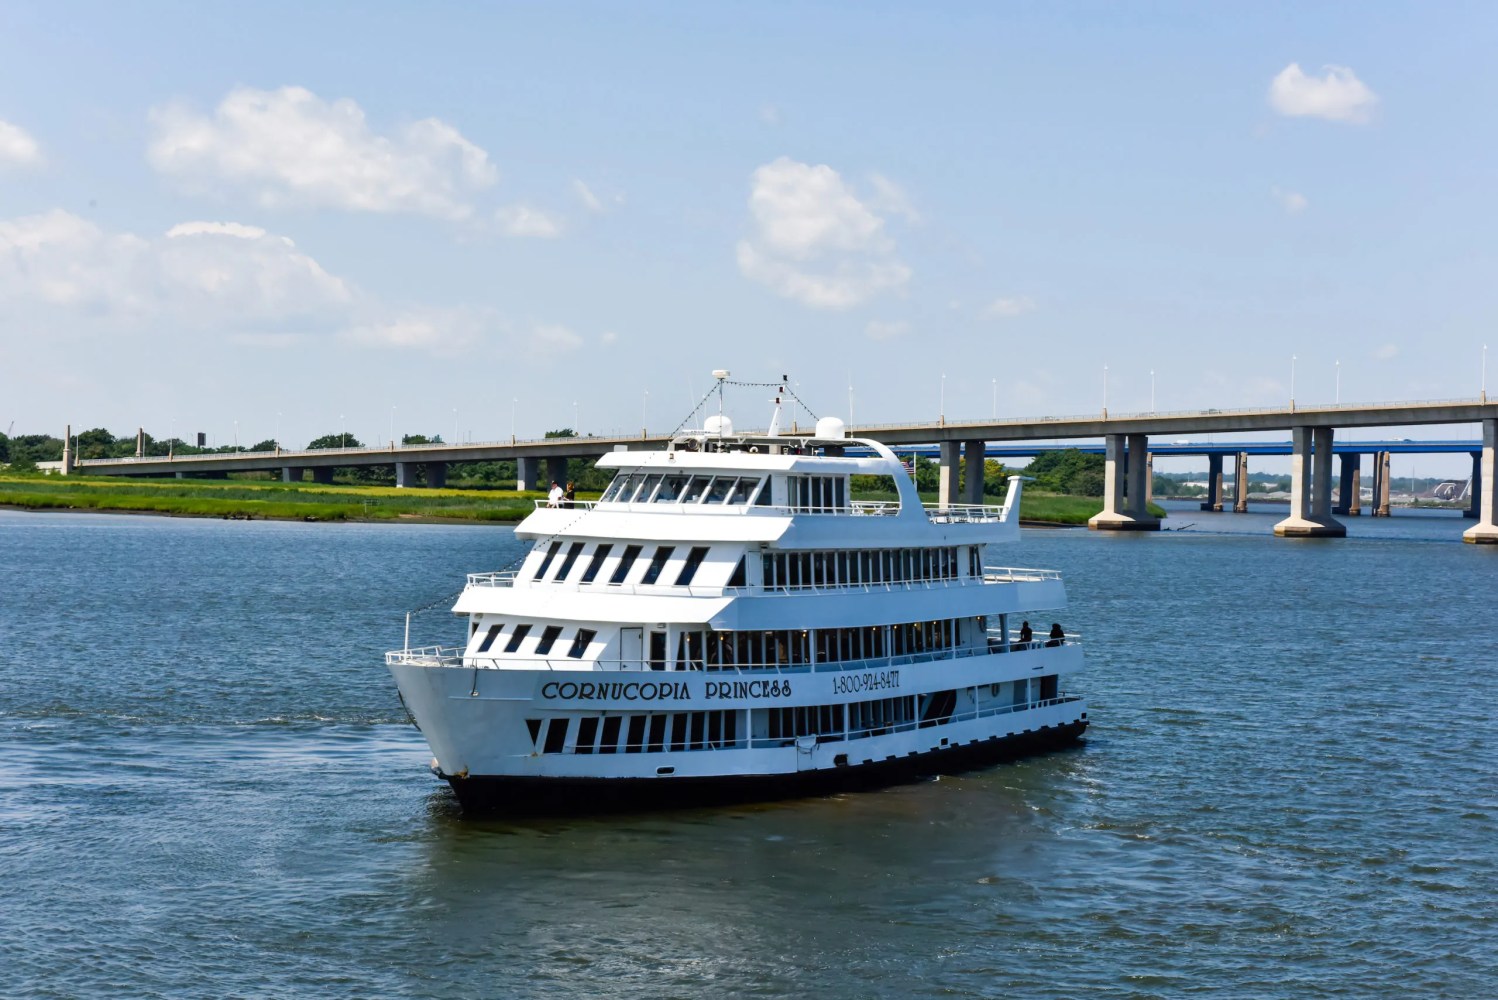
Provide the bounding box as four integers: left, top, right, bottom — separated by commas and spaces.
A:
1289, 355, 1297, 412
1102, 365, 1108, 419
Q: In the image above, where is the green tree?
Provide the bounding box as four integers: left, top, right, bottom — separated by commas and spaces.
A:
544, 428, 577, 438
248, 439, 278, 453
307, 433, 364, 450
75, 427, 117, 460
1023, 449, 1105, 497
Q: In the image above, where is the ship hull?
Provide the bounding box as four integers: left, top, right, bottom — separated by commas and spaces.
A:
439, 719, 1087, 816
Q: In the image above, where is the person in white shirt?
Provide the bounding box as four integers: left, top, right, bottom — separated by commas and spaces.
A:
547, 481, 564, 507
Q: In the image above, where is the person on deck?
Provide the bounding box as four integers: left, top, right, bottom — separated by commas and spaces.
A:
564, 481, 576, 508
547, 481, 563, 507
1018, 621, 1033, 646
1047, 623, 1065, 647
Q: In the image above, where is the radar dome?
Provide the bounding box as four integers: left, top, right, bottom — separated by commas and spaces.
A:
703, 414, 734, 437
815, 416, 847, 439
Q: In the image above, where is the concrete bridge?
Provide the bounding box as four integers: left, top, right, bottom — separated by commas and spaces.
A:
62, 396, 1498, 544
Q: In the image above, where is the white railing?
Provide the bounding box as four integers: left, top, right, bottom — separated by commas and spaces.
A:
386, 636, 1077, 674
462, 565, 1059, 597
924, 502, 1007, 523
466, 571, 519, 588
983, 566, 1063, 583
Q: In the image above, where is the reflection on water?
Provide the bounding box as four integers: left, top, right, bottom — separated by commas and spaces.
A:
2, 510, 1495, 997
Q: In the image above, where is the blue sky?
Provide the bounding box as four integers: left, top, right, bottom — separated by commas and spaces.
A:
2, 2, 1493, 474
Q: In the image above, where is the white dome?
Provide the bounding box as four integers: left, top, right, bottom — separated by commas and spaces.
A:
815, 416, 847, 439
703, 414, 734, 437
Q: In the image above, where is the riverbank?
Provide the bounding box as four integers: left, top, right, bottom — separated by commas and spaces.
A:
0, 474, 1164, 525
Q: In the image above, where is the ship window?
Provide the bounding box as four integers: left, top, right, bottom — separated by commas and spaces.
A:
647, 714, 667, 753
525, 718, 542, 746
534, 541, 562, 579
599, 474, 628, 503
574, 717, 599, 754
728, 556, 746, 588
599, 716, 622, 754
683, 476, 712, 503
835, 552, 848, 585
475, 624, 503, 653
633, 474, 664, 502
535, 625, 563, 655
609, 544, 643, 584
613, 473, 645, 502
543, 718, 568, 754
755, 479, 772, 505
580, 544, 612, 583
554, 542, 585, 580
567, 628, 596, 658
669, 713, 688, 752
675, 546, 710, 586
625, 715, 647, 752
654, 475, 687, 502
504, 624, 532, 653
728, 477, 759, 505
834, 478, 846, 510
689, 712, 706, 750
640, 546, 675, 585
705, 477, 734, 503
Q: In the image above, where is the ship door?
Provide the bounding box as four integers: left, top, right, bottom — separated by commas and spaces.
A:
648, 630, 668, 671
620, 627, 643, 671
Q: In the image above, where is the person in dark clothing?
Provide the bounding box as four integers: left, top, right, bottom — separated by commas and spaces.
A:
564, 481, 576, 508
1046, 623, 1065, 647
1018, 621, 1032, 646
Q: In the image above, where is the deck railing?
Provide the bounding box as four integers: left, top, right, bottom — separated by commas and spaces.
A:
529, 497, 1008, 522
462, 565, 1060, 594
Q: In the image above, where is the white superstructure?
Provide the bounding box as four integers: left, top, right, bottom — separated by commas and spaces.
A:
388, 394, 1088, 814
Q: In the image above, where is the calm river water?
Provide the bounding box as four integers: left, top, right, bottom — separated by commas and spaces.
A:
1, 504, 1495, 998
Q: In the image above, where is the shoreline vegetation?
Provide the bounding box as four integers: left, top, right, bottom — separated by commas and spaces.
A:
0, 474, 1166, 526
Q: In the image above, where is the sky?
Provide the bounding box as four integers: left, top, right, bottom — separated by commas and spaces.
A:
2, 2, 1494, 475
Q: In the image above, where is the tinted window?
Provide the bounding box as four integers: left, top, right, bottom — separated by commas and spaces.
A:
640, 546, 675, 585
675, 546, 710, 586
705, 477, 734, 503
631, 475, 664, 502
599, 474, 629, 502
475, 624, 502, 653
609, 545, 642, 584
728, 478, 759, 505
654, 475, 687, 502
567, 628, 596, 658
535, 625, 563, 655
554, 542, 584, 580
503, 624, 532, 653
683, 476, 712, 503
580, 544, 612, 583
534, 541, 562, 579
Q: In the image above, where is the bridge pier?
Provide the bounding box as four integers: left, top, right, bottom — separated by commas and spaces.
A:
1333, 454, 1360, 515
1372, 451, 1392, 516
61, 425, 74, 475
1088, 433, 1159, 530
1462, 419, 1498, 544
1463, 451, 1481, 519
964, 440, 985, 505
1233, 452, 1249, 512
311, 467, 334, 485
1145, 452, 1154, 505
425, 462, 447, 489
517, 456, 539, 492
1201, 454, 1224, 511
1274, 426, 1345, 537
282, 467, 304, 483
937, 442, 960, 507
546, 456, 569, 493
395, 462, 418, 488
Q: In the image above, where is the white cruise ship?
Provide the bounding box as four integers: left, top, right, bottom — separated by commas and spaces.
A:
388, 387, 1088, 814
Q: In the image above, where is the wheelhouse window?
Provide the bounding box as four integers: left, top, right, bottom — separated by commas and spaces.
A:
534, 541, 562, 579
653, 476, 687, 502
580, 544, 612, 583
631, 475, 664, 502
609, 545, 643, 584
554, 542, 585, 580
728, 478, 761, 505
503, 623, 532, 653
535, 625, 563, 655
567, 628, 596, 658
475, 624, 502, 653
704, 477, 735, 503
640, 546, 675, 585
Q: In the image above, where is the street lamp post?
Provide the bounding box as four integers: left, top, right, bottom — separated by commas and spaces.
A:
1483, 345, 1489, 402
390, 406, 396, 448
233, 420, 238, 450
573, 400, 579, 434
511, 398, 517, 443
1290, 355, 1297, 410
939, 373, 946, 424
340, 414, 346, 448
452, 408, 458, 446
848, 381, 854, 427
275, 412, 281, 453
642, 390, 649, 438
1102, 365, 1109, 418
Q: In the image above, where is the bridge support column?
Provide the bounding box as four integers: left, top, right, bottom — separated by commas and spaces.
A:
311, 467, 334, 484
546, 456, 569, 493
1463, 451, 1481, 519
395, 462, 418, 488
1233, 452, 1249, 512
61, 424, 74, 475
938, 441, 961, 508
1274, 426, 1345, 537
1463, 419, 1498, 544
963, 440, 985, 505
1145, 452, 1154, 505
1373, 451, 1392, 516
282, 467, 304, 483
516, 456, 539, 492
1202, 454, 1223, 511
1333, 454, 1359, 515
1089, 433, 1159, 530
425, 462, 447, 489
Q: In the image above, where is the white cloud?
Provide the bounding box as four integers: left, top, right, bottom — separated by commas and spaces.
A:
736, 156, 911, 309
759, 104, 782, 126
496, 203, 562, 238
528, 323, 584, 356
1268, 63, 1379, 124
864, 320, 909, 341
0, 119, 43, 167
600, 330, 619, 346
573, 179, 604, 213
1271, 186, 1309, 214
147, 86, 498, 219
1373, 343, 1399, 361
867, 173, 920, 223
984, 296, 1036, 319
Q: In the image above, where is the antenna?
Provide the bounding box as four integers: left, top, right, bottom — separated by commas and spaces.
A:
712, 369, 729, 431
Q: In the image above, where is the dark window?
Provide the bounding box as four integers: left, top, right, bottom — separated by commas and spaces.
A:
554, 542, 585, 580
625, 715, 647, 752
580, 544, 612, 583
683, 476, 712, 502
575, 717, 599, 754
503, 624, 532, 653
525, 718, 542, 746
534, 541, 562, 579
728, 478, 759, 505
649, 631, 667, 671
654, 475, 687, 502
609, 545, 643, 584
647, 714, 667, 753
567, 628, 596, 658
476, 624, 502, 653
705, 477, 734, 503
599, 716, 622, 754
676, 546, 710, 586
542, 718, 568, 754
728, 556, 747, 588
669, 713, 688, 752
689, 712, 706, 750
535, 625, 563, 655
755, 479, 772, 505
599, 474, 629, 502
640, 546, 675, 585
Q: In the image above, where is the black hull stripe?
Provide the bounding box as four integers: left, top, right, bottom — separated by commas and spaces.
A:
442, 720, 1087, 816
